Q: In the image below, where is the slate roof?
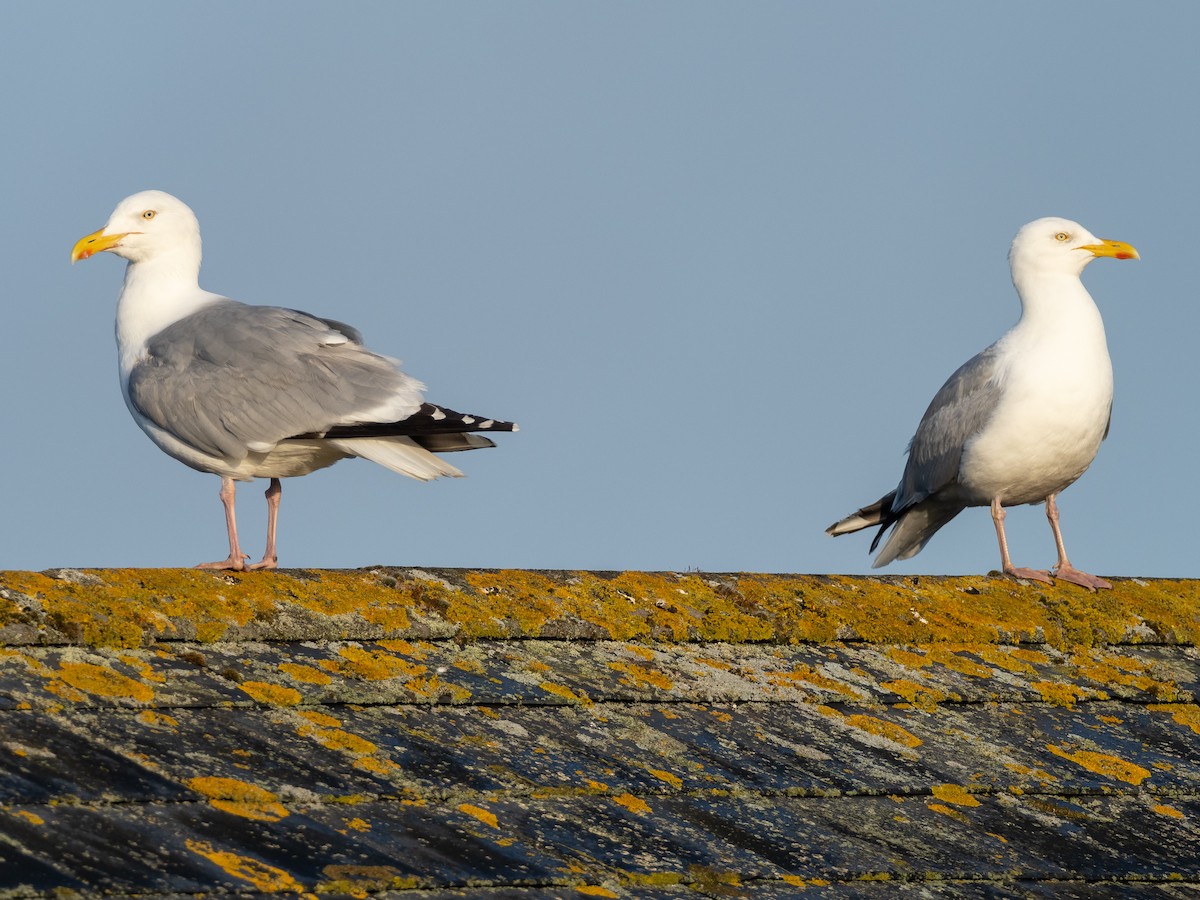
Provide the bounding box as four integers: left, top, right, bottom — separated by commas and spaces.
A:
0, 568, 1197, 897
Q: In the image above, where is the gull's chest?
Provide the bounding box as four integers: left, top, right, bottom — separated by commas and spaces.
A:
958, 331, 1113, 504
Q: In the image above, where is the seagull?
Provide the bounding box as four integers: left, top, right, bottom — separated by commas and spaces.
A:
826, 217, 1138, 591
72, 190, 517, 571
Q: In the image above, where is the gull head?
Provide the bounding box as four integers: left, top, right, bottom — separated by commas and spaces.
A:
1009, 216, 1139, 282
71, 190, 201, 266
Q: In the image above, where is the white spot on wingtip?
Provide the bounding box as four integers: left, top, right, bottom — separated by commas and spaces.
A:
480, 419, 494, 428
462, 416, 475, 424
512, 424, 520, 432
432, 409, 447, 420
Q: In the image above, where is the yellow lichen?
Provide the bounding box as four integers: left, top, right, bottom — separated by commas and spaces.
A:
540, 682, 587, 704
239, 681, 302, 706
1046, 745, 1152, 785
881, 679, 953, 712
14, 810, 43, 825
185, 839, 303, 892
1149, 704, 1200, 735
329, 646, 426, 681
297, 710, 342, 728
57, 661, 154, 703
278, 663, 333, 685
609, 661, 674, 691
647, 768, 683, 789
931, 784, 981, 807
577, 887, 619, 898
613, 792, 651, 815
1154, 804, 1184, 819
187, 777, 289, 822
458, 803, 499, 828
1031, 681, 1093, 708
135, 710, 178, 729
927, 802, 969, 823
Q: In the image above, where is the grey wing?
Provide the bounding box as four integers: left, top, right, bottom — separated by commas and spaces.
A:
128, 301, 425, 461
894, 343, 1005, 509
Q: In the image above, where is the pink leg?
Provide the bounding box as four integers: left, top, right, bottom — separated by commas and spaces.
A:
991, 497, 1053, 585
247, 478, 281, 570
196, 477, 250, 570
1045, 494, 1111, 591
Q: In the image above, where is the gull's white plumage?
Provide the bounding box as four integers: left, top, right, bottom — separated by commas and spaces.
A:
73, 190, 516, 569
827, 217, 1138, 590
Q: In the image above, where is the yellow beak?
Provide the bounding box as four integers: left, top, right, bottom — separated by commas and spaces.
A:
1080, 239, 1140, 261
71, 228, 129, 263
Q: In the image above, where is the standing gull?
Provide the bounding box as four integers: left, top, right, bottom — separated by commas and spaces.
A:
72, 190, 517, 570
827, 217, 1138, 590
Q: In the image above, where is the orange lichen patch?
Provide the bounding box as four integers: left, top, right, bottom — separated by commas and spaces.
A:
118, 654, 166, 683
931, 784, 981, 808
305, 727, 378, 757
923, 647, 994, 679
647, 768, 683, 789
186, 839, 303, 892
187, 777, 289, 822
695, 657, 733, 672
14, 810, 43, 826
452, 656, 486, 674
821, 707, 922, 750
136, 710, 179, 729
278, 662, 333, 685
577, 887, 619, 898
887, 648, 931, 669
609, 661, 674, 692
927, 802, 969, 823
239, 681, 302, 706
344, 817, 371, 832
1154, 804, 1185, 819
613, 792, 651, 816
323, 646, 426, 681
765, 665, 860, 698
1003, 762, 1058, 783
1097, 714, 1124, 724
458, 803, 499, 829
1148, 704, 1200, 735
353, 756, 401, 777
625, 644, 656, 661
975, 646, 1039, 675
1070, 652, 1182, 699
540, 682, 588, 704
297, 710, 342, 728
1047, 745, 1152, 785
57, 661, 155, 703
319, 866, 415, 896
457, 570, 772, 643
881, 679, 954, 712
1030, 681, 1093, 708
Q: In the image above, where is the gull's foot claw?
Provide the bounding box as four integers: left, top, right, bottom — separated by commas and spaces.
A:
195, 554, 250, 571
1052, 564, 1112, 592
1003, 566, 1055, 586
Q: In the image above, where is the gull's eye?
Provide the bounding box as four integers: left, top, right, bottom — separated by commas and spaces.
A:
1054, 231, 1070, 242
142, 210, 156, 220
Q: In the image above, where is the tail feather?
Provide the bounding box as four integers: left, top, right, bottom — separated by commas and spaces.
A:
328, 436, 464, 481
826, 492, 896, 537
829, 490, 963, 568
871, 502, 964, 568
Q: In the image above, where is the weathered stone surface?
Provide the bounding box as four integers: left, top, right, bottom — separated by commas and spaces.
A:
0, 569, 1196, 897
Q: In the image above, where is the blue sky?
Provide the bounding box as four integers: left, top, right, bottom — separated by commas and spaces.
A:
1, 3, 1192, 575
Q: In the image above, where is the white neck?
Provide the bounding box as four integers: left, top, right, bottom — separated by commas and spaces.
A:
115, 252, 222, 379
1011, 270, 1106, 338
